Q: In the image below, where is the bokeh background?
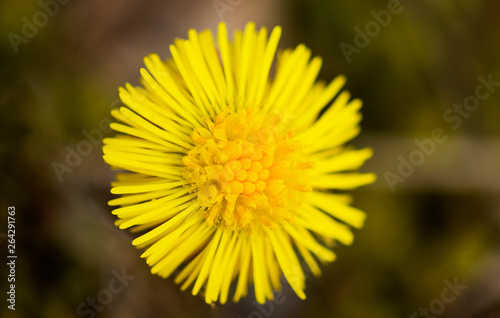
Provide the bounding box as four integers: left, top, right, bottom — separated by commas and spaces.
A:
1, 0, 500, 317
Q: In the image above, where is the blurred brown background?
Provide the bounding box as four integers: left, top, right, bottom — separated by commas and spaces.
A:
1, 0, 499, 317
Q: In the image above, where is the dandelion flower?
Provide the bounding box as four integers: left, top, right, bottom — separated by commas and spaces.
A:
103, 21, 375, 304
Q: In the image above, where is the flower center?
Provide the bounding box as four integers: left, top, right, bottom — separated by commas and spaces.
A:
182, 108, 314, 231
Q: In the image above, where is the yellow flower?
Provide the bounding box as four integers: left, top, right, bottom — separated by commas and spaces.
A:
103, 21, 375, 304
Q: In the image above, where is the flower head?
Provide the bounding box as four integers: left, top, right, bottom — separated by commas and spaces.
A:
103, 22, 375, 304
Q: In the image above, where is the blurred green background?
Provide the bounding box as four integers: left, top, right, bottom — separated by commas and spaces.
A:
1, 0, 499, 317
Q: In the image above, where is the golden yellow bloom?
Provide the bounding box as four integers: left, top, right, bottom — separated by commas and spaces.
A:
103, 21, 375, 304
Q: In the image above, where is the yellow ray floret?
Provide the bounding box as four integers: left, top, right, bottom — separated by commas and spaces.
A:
103, 21, 375, 305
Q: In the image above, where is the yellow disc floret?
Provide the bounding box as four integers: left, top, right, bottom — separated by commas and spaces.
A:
183, 107, 313, 231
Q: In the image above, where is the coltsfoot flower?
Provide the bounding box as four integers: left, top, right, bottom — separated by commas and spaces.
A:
103, 21, 375, 304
